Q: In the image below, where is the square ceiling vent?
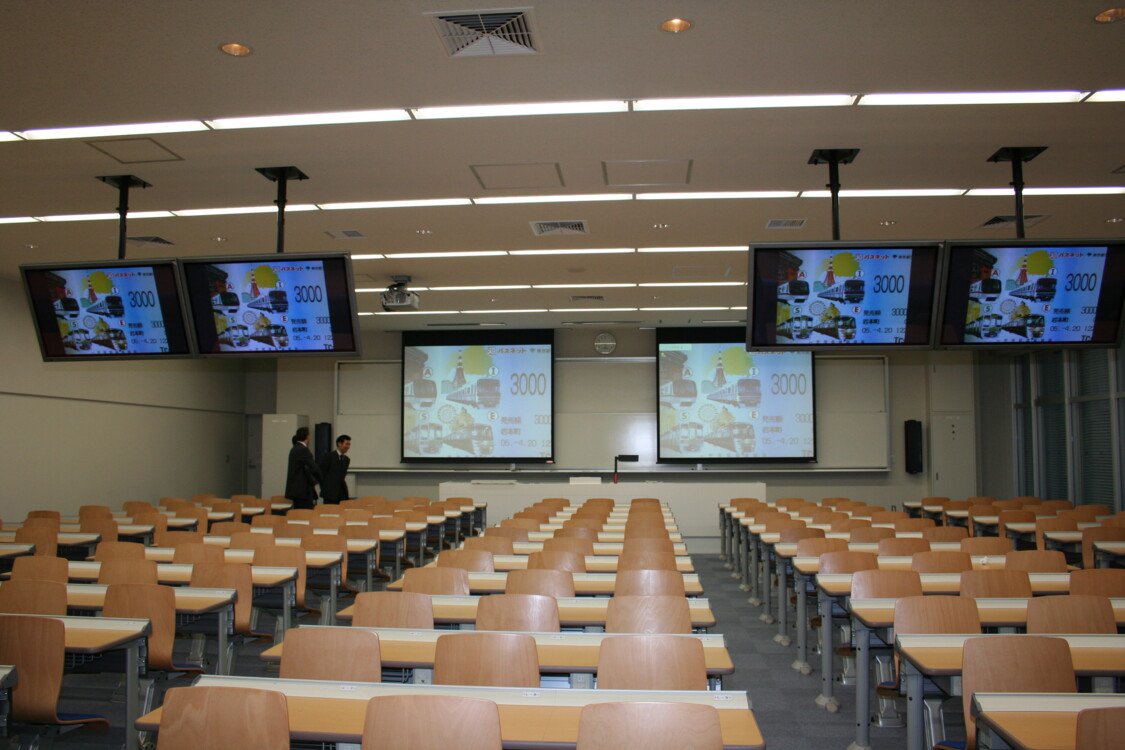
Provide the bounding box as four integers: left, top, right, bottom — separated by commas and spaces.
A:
531, 220, 588, 236
429, 9, 537, 56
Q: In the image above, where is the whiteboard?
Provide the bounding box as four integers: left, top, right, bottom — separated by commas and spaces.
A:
335, 355, 888, 471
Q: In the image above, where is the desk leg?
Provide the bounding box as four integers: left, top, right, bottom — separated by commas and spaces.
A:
218, 605, 230, 676
815, 589, 839, 711
760, 545, 774, 624
736, 526, 747, 584
774, 560, 790, 645
281, 580, 293, 639
720, 510, 730, 564
125, 642, 139, 750
850, 618, 873, 750
904, 662, 923, 750
747, 535, 761, 605
793, 572, 812, 674
366, 548, 375, 592
328, 565, 339, 626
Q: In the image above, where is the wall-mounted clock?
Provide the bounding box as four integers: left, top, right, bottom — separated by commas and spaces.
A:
593, 331, 617, 355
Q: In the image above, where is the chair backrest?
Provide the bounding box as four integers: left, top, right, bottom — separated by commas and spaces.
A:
352, 591, 434, 629
402, 567, 470, 596
894, 595, 982, 634
1040, 500, 1074, 513
595, 634, 707, 690
279, 626, 382, 682
543, 537, 596, 556
300, 532, 348, 553
921, 525, 969, 543
869, 511, 909, 524
78, 504, 113, 518
878, 538, 931, 557
605, 595, 692, 634
436, 549, 495, 572
311, 515, 346, 530
1026, 594, 1116, 634
229, 531, 275, 550
463, 536, 514, 555
911, 550, 973, 574
894, 518, 936, 532
362, 695, 503, 750
253, 545, 308, 608
959, 536, 1013, 556
1082, 526, 1125, 570
103, 583, 180, 671
527, 550, 586, 573
960, 569, 1033, 598
848, 527, 897, 543
251, 514, 286, 529
97, 558, 158, 586
172, 542, 226, 564
505, 568, 576, 597
966, 504, 999, 536
1005, 549, 1068, 572
211, 521, 251, 536
620, 537, 677, 556
122, 501, 154, 515
169, 507, 210, 533
156, 685, 290, 750
616, 550, 678, 571
819, 550, 878, 574
1065, 504, 1112, 522
960, 635, 1076, 750
0, 614, 72, 723
433, 632, 539, 687
778, 527, 825, 545
79, 518, 119, 542
483, 526, 529, 542
1069, 568, 1125, 596
851, 569, 923, 599
189, 561, 256, 634
14, 526, 58, 557
0, 579, 67, 615
997, 510, 1036, 536
155, 530, 204, 548
993, 499, 1025, 512
795, 538, 850, 557
275, 522, 314, 539
1034, 516, 1078, 550
131, 512, 170, 533
10, 555, 68, 583
1076, 707, 1125, 750
829, 518, 872, 533
286, 509, 314, 521
621, 526, 671, 540
562, 520, 604, 533
762, 518, 806, 534
476, 593, 560, 632
500, 517, 541, 531
575, 701, 723, 750
613, 568, 686, 597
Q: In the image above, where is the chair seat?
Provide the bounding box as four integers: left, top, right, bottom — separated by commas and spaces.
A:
55, 713, 109, 726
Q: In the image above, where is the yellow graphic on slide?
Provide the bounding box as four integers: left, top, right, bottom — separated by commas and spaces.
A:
84, 271, 114, 295
243, 265, 279, 290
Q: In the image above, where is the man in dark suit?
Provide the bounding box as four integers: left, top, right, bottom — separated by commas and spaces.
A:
285, 426, 322, 510
318, 434, 352, 504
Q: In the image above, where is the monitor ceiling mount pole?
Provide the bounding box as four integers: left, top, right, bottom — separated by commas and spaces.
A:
987, 147, 1047, 240
96, 174, 151, 260
808, 149, 860, 241
256, 166, 309, 254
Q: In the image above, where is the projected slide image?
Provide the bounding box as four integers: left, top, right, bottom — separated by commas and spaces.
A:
658, 345, 814, 460
42, 267, 171, 355
960, 246, 1106, 344
403, 343, 552, 459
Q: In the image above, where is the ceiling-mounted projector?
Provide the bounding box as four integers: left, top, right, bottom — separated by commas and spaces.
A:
380, 275, 420, 312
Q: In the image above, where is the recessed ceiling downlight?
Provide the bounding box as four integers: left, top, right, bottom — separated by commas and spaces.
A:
220, 42, 252, 56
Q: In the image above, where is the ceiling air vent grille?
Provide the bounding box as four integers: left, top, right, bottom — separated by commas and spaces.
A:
432, 10, 537, 57
980, 214, 1049, 229
766, 218, 807, 229
530, 220, 588, 236
126, 235, 174, 247
569, 295, 605, 302
326, 230, 364, 239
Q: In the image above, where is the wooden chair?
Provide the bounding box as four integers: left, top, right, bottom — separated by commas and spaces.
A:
595, 634, 707, 690
229, 531, 275, 550
894, 518, 936, 532
951, 636, 1076, 750
614, 568, 686, 597
621, 526, 671, 540
436, 549, 494, 572
778, 527, 825, 545
878, 538, 930, 557
1005, 549, 1068, 572
528, 550, 586, 573
809, 511, 848, 525
0, 615, 109, 737
285, 509, 314, 522
1076, 707, 1125, 750
911, 551, 973, 574
830, 518, 872, 533
505, 569, 576, 597
616, 550, 678, 571
78, 504, 112, 519
132, 512, 170, 535
966, 504, 999, 537
870, 511, 909, 525
819, 551, 878, 574
992, 499, 1024, 512
250, 514, 286, 530
921, 526, 969, 543
211, 501, 243, 521
605, 595, 692, 634
210, 521, 251, 536
14, 526, 58, 557
1065, 504, 1112, 522
959, 537, 1012, 556
253, 546, 310, 613
104, 583, 204, 676
576, 701, 722, 750
1040, 499, 1074, 513
433, 632, 539, 687
500, 518, 541, 531
463, 535, 514, 555
849, 527, 896, 543
79, 517, 119, 542
122, 502, 154, 516
0, 579, 67, 614
895, 595, 981, 635
189, 561, 269, 640
996, 509, 1035, 538
484, 526, 529, 543
543, 537, 596, 556
352, 591, 434, 629
851, 569, 923, 598
1082, 526, 1125, 570
401, 567, 470, 596
97, 558, 158, 585
941, 500, 972, 526
274, 522, 313, 539
795, 538, 850, 557
476, 593, 560, 632
155, 685, 289, 750
1034, 516, 1078, 550
1069, 568, 1125, 597
1026, 594, 1116, 634
557, 525, 602, 539
278, 626, 382, 682
362, 695, 502, 750
10, 555, 68, 583
155, 530, 203, 548
959, 569, 1033, 598
169, 507, 210, 534
311, 515, 346, 530
172, 542, 226, 564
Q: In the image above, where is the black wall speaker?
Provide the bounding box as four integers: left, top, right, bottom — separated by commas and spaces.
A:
904, 419, 923, 474
314, 422, 333, 462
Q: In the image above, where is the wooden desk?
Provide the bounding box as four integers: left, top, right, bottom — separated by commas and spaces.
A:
971, 692, 1125, 750
260, 626, 733, 689
1095, 540, 1125, 569
136, 674, 763, 749
0, 614, 149, 750
897, 634, 1125, 750
0, 531, 100, 558
388, 570, 703, 596
336, 594, 717, 631
0, 664, 14, 738
0, 543, 34, 563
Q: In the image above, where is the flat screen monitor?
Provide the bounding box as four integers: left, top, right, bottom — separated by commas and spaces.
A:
748, 242, 942, 350
21, 260, 192, 360
657, 328, 815, 462
938, 240, 1125, 348
181, 253, 361, 356
401, 330, 553, 463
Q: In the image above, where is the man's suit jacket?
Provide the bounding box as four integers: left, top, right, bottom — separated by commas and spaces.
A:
318, 451, 350, 504
285, 442, 322, 508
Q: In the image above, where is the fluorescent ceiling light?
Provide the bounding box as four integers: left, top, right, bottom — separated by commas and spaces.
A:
532, 283, 637, 289
173, 205, 317, 217
729, 306, 748, 311
0, 132, 22, 142
206, 109, 409, 129
428, 285, 531, 291
509, 248, 634, 256
966, 187, 1125, 196
0, 216, 39, 224
640, 306, 731, 311
801, 189, 965, 198
413, 100, 628, 120
372, 310, 459, 315
473, 194, 632, 205
858, 91, 1087, 106
350, 254, 385, 260
637, 191, 798, 200
357, 312, 375, 316
633, 94, 856, 111
639, 281, 745, 287
383, 251, 506, 259
637, 246, 745, 253
16, 120, 209, 140
319, 198, 471, 210
548, 307, 639, 312
39, 213, 120, 222
1087, 89, 1125, 102
127, 211, 175, 219
461, 309, 548, 314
